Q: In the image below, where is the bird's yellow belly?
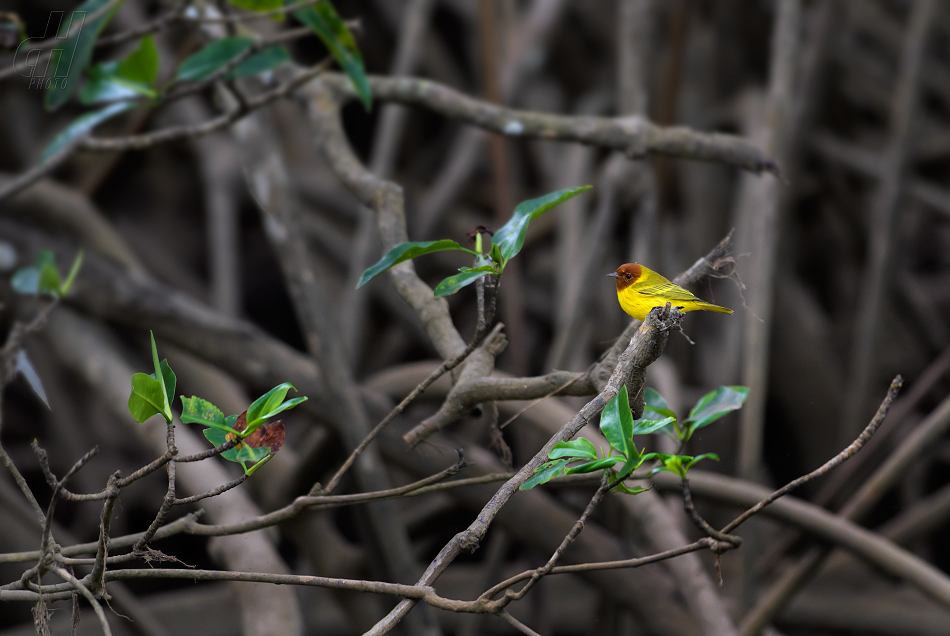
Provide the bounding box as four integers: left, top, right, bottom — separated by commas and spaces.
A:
617, 290, 703, 321
617, 291, 663, 322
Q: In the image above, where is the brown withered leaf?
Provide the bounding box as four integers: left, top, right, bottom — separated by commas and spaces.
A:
225, 411, 284, 454
225, 411, 248, 449
467, 225, 494, 242
243, 420, 285, 453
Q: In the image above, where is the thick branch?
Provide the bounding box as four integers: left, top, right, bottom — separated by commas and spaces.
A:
304, 81, 467, 360
319, 74, 779, 175
367, 305, 682, 635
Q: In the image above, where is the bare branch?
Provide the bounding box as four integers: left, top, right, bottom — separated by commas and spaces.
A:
51, 568, 111, 636
319, 74, 780, 175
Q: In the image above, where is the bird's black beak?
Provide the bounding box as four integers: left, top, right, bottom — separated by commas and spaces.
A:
607, 272, 620, 279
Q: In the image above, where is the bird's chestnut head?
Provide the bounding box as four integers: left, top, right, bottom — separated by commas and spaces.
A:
607, 263, 642, 290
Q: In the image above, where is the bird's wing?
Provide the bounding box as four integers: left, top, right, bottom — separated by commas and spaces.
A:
635, 280, 700, 303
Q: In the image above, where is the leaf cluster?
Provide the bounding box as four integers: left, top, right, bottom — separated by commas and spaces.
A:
11, 249, 83, 298
39, 0, 371, 160
643, 385, 749, 444
521, 383, 748, 492
127, 334, 307, 474
358, 186, 592, 296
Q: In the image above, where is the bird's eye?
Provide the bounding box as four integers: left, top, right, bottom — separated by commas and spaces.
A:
624, 274, 631, 280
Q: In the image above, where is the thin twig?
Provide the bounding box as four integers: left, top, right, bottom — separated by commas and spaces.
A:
318, 307, 497, 495
51, 568, 112, 636
36, 444, 99, 555
132, 426, 177, 553
89, 473, 120, 594
723, 375, 903, 534
0, 142, 77, 203
0, 466, 496, 564
681, 476, 742, 547
495, 475, 611, 603
498, 611, 544, 636
172, 475, 248, 505
175, 439, 237, 463
77, 61, 330, 154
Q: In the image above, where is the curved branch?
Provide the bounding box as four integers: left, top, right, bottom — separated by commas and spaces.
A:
304, 80, 467, 360
52, 568, 111, 636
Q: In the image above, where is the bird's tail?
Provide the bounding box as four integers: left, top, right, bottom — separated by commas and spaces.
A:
693, 301, 733, 315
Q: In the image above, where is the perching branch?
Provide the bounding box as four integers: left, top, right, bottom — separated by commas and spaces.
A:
367, 304, 683, 635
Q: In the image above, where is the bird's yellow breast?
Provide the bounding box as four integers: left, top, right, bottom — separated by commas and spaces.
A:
616, 286, 661, 322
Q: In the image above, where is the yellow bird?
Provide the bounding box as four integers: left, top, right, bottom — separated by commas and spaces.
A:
608, 263, 733, 322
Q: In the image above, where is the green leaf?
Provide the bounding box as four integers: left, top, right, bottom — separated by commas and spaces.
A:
155, 359, 176, 414
616, 448, 647, 480
357, 240, 476, 288
293, 1, 371, 110
201, 425, 235, 461
686, 453, 720, 471
599, 384, 635, 460
203, 424, 227, 447
660, 455, 687, 478
685, 386, 749, 432
253, 396, 307, 425
80, 62, 142, 104
433, 266, 493, 297
10, 267, 39, 295
149, 333, 162, 382
245, 452, 275, 475
80, 37, 160, 104
642, 388, 680, 440
147, 332, 173, 422
246, 382, 301, 431
612, 482, 652, 496
489, 242, 503, 265
632, 415, 676, 436
37, 251, 61, 296
227, 45, 290, 79
565, 457, 623, 474
240, 445, 270, 462
201, 425, 270, 466
649, 453, 719, 478
117, 35, 159, 88
644, 388, 677, 421
520, 459, 569, 490
11, 250, 62, 297
174, 37, 254, 83
180, 396, 237, 434
229, 0, 283, 11
492, 187, 591, 263
549, 438, 598, 461
45, 0, 122, 111
41, 101, 135, 162
128, 373, 168, 423
59, 250, 84, 296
